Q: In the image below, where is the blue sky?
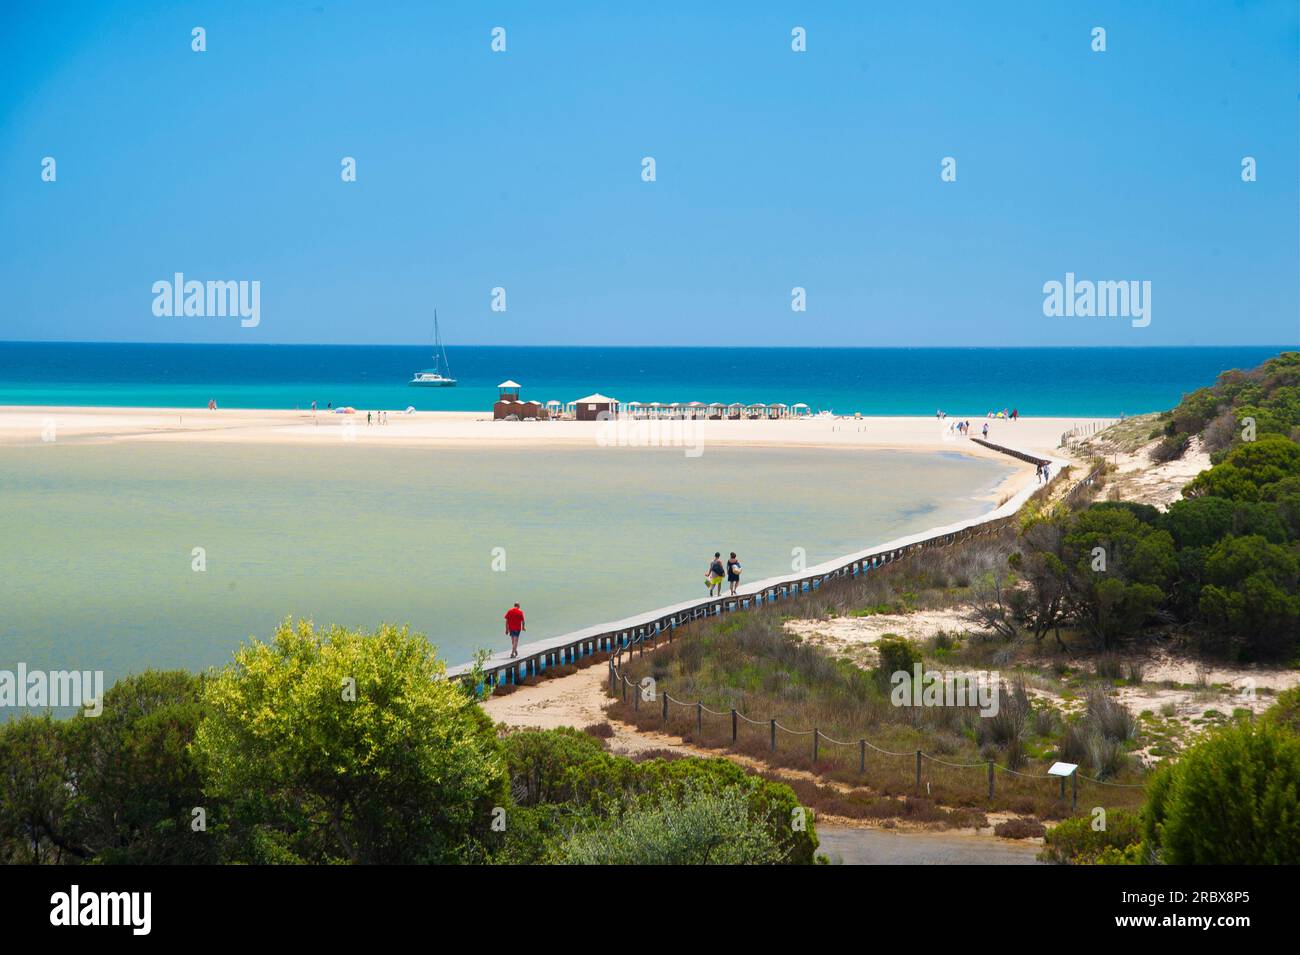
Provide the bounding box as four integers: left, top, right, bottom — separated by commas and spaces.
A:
1, 1, 1296, 346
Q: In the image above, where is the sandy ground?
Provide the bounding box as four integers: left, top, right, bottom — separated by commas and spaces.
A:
1071, 415, 1211, 511
0, 406, 1096, 463
787, 609, 979, 666
1097, 435, 1211, 511
481, 664, 693, 758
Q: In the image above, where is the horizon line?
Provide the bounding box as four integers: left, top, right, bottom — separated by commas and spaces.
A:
2, 341, 1297, 351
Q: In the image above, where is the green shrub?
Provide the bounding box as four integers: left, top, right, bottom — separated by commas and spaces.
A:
874, 636, 920, 694
1039, 809, 1143, 864
1143, 720, 1300, 864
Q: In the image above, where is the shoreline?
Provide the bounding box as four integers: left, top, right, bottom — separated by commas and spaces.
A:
0, 405, 1104, 460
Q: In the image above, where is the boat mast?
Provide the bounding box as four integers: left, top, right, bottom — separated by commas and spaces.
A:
434, 309, 451, 378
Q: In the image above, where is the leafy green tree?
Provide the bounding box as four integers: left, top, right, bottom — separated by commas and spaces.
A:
1197, 535, 1299, 657
1143, 720, 1300, 864
1162, 496, 1287, 550
193, 618, 507, 864
62, 670, 215, 864
1184, 435, 1300, 503
0, 715, 74, 864
1061, 507, 1177, 649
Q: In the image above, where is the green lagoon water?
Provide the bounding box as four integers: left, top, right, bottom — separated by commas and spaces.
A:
0, 442, 1010, 708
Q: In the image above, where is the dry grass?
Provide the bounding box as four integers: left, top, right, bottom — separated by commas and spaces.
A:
608, 609, 1147, 820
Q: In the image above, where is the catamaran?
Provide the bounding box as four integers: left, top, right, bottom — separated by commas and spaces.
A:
409, 310, 457, 386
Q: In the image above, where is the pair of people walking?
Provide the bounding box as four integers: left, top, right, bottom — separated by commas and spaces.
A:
706, 551, 742, 597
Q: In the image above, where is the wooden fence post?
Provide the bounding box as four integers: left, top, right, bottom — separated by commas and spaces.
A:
731, 709, 737, 743
662, 692, 668, 722
696, 702, 703, 736
988, 760, 995, 801
770, 719, 777, 752
915, 750, 922, 790
812, 728, 819, 763
859, 739, 865, 774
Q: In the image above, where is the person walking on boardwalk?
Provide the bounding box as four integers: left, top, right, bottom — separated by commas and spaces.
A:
726, 552, 742, 596
707, 552, 726, 596
504, 602, 525, 658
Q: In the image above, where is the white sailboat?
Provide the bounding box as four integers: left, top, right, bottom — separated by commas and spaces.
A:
409, 310, 457, 386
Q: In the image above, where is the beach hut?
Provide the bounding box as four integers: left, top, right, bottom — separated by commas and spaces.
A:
791, 403, 811, 418
575, 393, 618, 421
767, 402, 789, 419
545, 400, 563, 418
623, 400, 643, 419
727, 402, 745, 420
708, 402, 727, 420
687, 401, 706, 420
494, 380, 548, 419
647, 401, 664, 420
746, 402, 767, 419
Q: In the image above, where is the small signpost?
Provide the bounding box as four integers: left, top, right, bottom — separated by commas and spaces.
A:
1049, 761, 1079, 811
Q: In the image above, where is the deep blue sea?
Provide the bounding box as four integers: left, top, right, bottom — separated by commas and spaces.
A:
0, 344, 1290, 416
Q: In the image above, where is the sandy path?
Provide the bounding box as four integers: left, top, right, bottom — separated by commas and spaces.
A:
482, 665, 696, 758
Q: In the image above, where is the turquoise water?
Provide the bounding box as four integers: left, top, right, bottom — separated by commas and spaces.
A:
1, 343, 1289, 416
0, 441, 1011, 714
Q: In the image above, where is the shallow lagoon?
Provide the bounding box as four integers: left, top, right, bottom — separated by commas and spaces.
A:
0, 442, 1011, 711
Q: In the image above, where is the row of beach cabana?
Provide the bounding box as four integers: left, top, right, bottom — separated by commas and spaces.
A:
604, 400, 811, 420
494, 383, 813, 421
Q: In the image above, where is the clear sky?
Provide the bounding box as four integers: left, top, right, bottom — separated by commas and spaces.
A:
2, 1, 1296, 347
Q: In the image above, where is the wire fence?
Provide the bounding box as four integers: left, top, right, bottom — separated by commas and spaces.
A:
608, 668, 1146, 814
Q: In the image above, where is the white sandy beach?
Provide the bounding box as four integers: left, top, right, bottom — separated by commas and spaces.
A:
0, 406, 1103, 461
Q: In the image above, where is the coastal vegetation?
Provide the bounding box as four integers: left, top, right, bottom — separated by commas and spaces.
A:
0, 620, 814, 865
610, 352, 1300, 862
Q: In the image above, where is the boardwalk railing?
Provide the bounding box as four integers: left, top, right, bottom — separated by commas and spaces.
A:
449, 439, 1095, 692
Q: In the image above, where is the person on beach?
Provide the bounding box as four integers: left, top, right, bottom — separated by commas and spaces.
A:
726, 552, 742, 596
367, 411, 372, 426
504, 602, 525, 658
982, 422, 989, 439
1011, 408, 1018, 421
707, 552, 726, 596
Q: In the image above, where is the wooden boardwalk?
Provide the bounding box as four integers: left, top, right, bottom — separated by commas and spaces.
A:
446, 440, 1069, 686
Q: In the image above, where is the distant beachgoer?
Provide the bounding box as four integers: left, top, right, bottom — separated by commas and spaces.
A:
310, 400, 317, 414
726, 552, 742, 596
367, 411, 372, 426
707, 552, 725, 597
1035, 463, 1043, 483
1042, 463, 1050, 482
504, 603, 525, 658
982, 423, 989, 439
1011, 408, 1018, 421
327, 402, 332, 410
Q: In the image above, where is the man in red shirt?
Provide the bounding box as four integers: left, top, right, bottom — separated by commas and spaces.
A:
504, 603, 525, 658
